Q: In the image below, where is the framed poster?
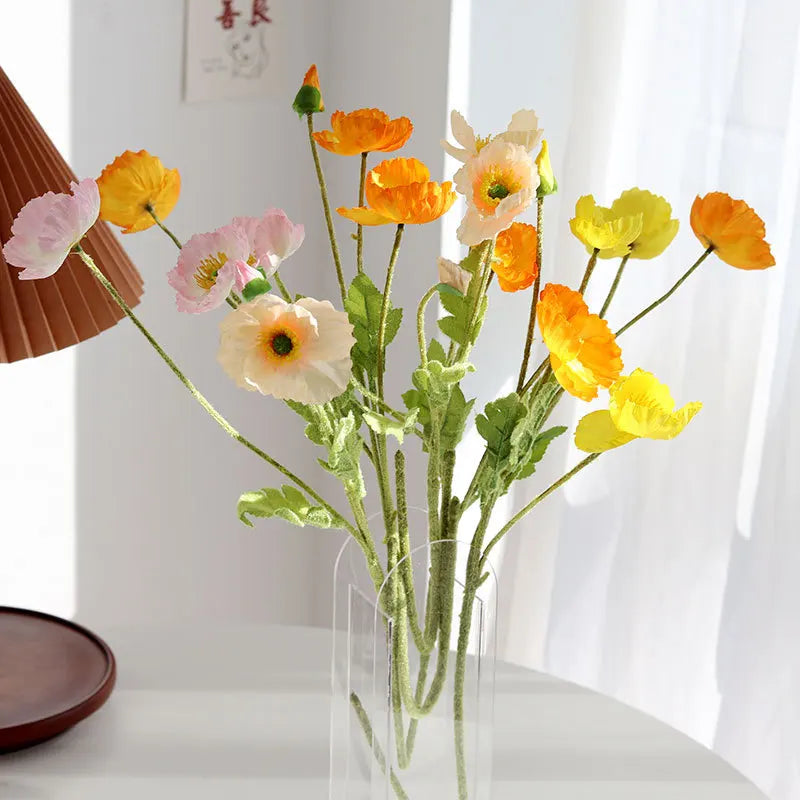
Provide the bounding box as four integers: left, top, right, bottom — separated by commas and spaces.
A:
183, 0, 287, 103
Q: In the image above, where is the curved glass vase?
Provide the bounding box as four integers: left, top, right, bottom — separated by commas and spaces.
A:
330, 535, 498, 800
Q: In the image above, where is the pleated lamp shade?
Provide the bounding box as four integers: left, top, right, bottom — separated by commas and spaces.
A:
0, 65, 144, 364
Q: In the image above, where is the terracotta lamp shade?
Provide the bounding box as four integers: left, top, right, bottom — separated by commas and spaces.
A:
0, 65, 143, 363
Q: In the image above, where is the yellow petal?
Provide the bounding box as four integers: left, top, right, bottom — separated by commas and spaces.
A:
575, 410, 637, 453
336, 206, 393, 226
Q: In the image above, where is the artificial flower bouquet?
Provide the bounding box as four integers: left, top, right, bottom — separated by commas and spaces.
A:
2, 64, 775, 799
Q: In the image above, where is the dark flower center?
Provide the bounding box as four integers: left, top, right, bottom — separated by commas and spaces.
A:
487, 183, 510, 201
271, 332, 294, 356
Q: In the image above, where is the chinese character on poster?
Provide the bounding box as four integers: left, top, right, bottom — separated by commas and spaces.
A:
184, 0, 286, 103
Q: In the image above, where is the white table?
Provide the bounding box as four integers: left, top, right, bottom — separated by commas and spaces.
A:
0, 625, 766, 800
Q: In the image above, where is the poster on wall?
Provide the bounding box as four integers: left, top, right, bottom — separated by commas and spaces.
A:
183, 0, 286, 103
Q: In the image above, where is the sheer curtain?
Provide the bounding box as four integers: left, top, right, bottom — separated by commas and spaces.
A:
461, 1, 800, 797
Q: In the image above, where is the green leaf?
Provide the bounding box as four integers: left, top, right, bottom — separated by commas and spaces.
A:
476, 394, 527, 464
242, 276, 272, 301
517, 426, 567, 479
435, 282, 464, 298
426, 338, 447, 364
238, 485, 341, 529
345, 274, 403, 376
363, 407, 419, 444
318, 412, 366, 498
436, 249, 486, 346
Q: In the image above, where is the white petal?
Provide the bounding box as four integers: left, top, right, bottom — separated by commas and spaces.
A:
437, 257, 471, 294
441, 140, 471, 163
506, 109, 540, 133
450, 110, 476, 151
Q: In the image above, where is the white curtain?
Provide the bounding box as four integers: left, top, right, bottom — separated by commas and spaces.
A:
462, 1, 800, 797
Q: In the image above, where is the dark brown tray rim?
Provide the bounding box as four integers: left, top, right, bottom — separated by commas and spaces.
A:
0, 605, 116, 743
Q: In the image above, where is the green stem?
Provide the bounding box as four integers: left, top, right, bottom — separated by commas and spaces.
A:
146, 205, 182, 249
225, 296, 238, 310
578, 248, 599, 294
306, 113, 347, 305
73, 245, 356, 537
357, 151, 367, 275
480, 453, 600, 571
454, 498, 496, 800
516, 196, 544, 393
599, 253, 629, 319
416, 285, 438, 367
454, 240, 494, 365
376, 224, 405, 402
350, 692, 409, 800
273, 271, 292, 302
616, 247, 714, 337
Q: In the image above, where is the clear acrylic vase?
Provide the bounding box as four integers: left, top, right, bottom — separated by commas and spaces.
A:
330, 535, 497, 800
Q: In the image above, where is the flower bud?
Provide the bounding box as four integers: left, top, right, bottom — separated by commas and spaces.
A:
292, 64, 325, 117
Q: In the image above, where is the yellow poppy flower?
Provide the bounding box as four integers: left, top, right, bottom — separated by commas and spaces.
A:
337, 158, 455, 226
492, 222, 538, 292
97, 150, 180, 234
313, 109, 413, 156
575, 369, 702, 453
569, 194, 643, 257
608, 188, 679, 259
690, 192, 775, 270
537, 283, 623, 401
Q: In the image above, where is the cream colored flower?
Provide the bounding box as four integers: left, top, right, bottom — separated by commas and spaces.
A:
437, 257, 471, 294
218, 294, 355, 404
454, 139, 538, 245
441, 110, 543, 163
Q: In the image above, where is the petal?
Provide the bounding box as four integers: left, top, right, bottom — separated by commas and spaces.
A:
450, 110, 476, 152
337, 205, 393, 226
575, 410, 638, 453
440, 139, 472, 163
254, 209, 305, 273
437, 257, 472, 294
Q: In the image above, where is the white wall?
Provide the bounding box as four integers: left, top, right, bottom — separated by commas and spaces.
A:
0, 0, 75, 616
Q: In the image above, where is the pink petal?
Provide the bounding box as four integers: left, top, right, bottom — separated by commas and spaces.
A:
253, 209, 305, 274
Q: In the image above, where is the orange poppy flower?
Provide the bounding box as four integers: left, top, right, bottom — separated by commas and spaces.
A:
537, 283, 623, 401
492, 222, 539, 292
337, 158, 456, 226
313, 109, 413, 156
97, 150, 180, 234
690, 192, 775, 269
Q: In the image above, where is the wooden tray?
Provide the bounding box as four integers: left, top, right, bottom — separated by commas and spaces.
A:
0, 606, 116, 752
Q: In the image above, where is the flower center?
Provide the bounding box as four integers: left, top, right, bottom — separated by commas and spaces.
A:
487, 183, 510, 200
194, 251, 228, 291
475, 167, 522, 215
270, 332, 294, 356
475, 134, 491, 152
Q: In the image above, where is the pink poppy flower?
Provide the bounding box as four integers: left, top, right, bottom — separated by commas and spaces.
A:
2, 178, 100, 279
251, 209, 305, 275
168, 224, 259, 313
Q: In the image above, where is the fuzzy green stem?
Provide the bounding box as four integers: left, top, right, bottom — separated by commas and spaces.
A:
416, 285, 438, 367
454, 240, 494, 365
72, 245, 356, 537
599, 253, 629, 319
350, 692, 409, 800
578, 248, 599, 294
225, 296, 238, 310
376, 224, 405, 402
306, 113, 347, 305
357, 151, 367, 275
454, 498, 496, 800
616, 247, 714, 336
273, 271, 292, 302
516, 196, 544, 392
146, 205, 182, 249
480, 453, 600, 571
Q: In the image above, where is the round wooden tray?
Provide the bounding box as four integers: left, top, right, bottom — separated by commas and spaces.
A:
0, 606, 116, 752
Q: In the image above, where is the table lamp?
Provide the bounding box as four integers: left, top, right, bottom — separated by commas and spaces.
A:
0, 64, 143, 362
0, 63, 141, 751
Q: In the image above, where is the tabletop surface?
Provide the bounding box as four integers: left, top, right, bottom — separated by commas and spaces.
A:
0, 624, 767, 800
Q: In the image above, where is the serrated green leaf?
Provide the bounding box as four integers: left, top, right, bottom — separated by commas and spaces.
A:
345, 274, 403, 376
237, 485, 341, 529
436, 249, 488, 346
476, 393, 527, 463
363, 407, 419, 444
318, 412, 366, 497
517, 426, 567, 479
427, 338, 447, 364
